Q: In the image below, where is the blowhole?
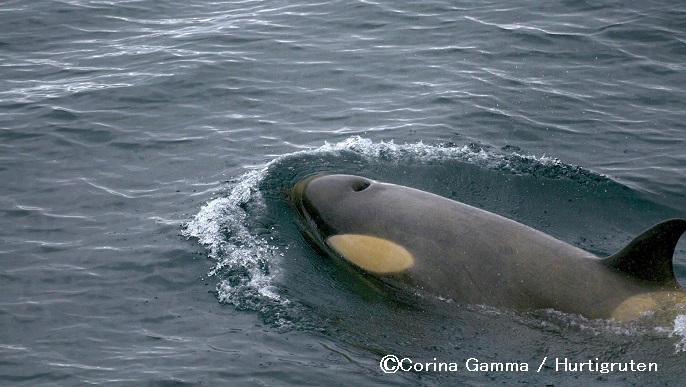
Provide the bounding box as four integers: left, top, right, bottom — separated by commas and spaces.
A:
351, 180, 371, 192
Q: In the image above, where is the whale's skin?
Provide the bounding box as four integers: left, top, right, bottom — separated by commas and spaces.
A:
291, 174, 686, 321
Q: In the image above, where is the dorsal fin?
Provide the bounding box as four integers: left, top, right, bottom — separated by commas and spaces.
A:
602, 219, 686, 285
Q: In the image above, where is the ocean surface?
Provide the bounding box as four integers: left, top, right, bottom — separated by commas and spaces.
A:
1, 0, 685, 385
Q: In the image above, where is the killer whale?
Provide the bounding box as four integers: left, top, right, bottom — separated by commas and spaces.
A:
291, 174, 686, 322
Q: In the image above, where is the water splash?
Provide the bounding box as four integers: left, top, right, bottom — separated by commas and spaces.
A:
671, 314, 686, 353
322, 136, 607, 183
183, 169, 283, 307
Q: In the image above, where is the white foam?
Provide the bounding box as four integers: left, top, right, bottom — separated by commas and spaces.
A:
670, 314, 686, 353
183, 168, 283, 306
318, 136, 596, 180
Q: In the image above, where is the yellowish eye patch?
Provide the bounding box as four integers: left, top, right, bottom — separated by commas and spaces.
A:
326, 234, 415, 274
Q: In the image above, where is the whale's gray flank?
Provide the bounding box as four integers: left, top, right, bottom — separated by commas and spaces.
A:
292, 174, 686, 322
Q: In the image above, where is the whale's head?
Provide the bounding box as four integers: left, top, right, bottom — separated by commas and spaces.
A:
292, 174, 415, 274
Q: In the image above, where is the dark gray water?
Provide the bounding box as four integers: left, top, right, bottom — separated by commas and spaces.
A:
2, 0, 685, 385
